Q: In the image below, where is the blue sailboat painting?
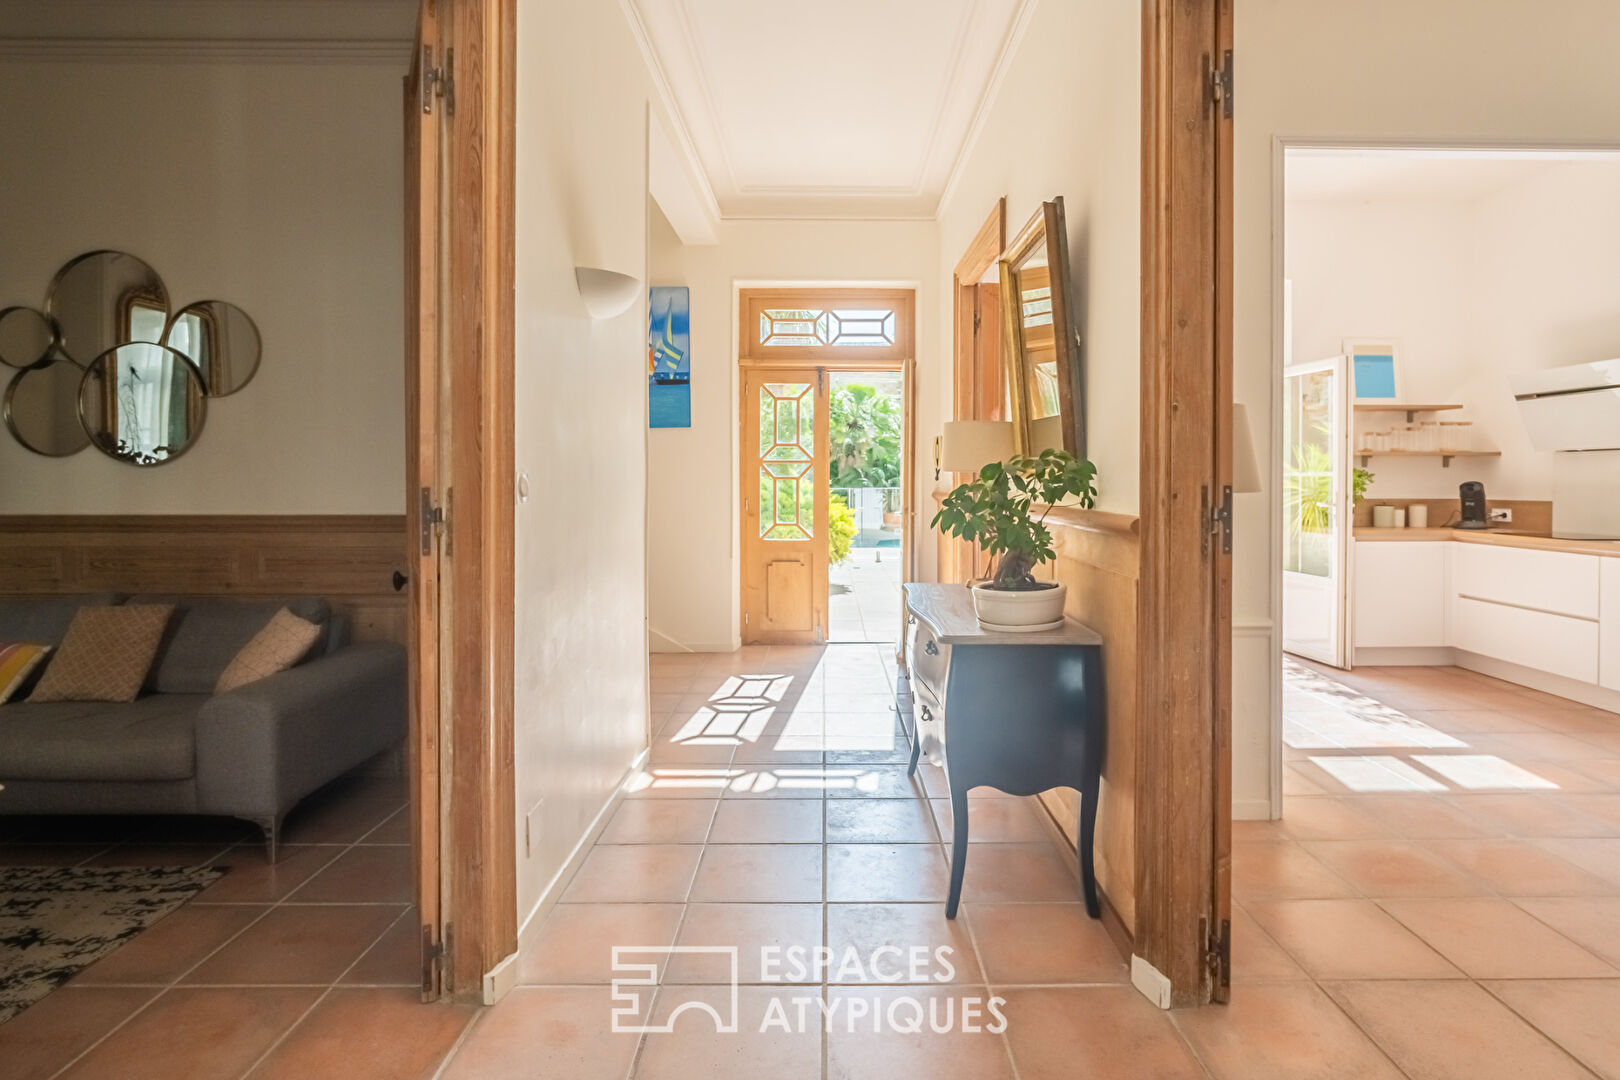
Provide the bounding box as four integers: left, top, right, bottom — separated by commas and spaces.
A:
648, 286, 691, 428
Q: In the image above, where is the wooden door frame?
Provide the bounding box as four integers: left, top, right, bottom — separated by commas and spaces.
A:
737, 288, 917, 647
1134, 0, 1233, 1008
408, 0, 517, 1003
941, 200, 1006, 585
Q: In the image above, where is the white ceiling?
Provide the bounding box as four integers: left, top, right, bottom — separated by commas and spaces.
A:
627, 0, 1034, 220
1285, 149, 1620, 204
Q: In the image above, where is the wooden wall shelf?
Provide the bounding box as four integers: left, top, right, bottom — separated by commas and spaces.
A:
1354, 449, 1501, 468
1353, 403, 1464, 421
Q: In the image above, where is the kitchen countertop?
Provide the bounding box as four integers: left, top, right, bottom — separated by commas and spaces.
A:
1352, 526, 1620, 558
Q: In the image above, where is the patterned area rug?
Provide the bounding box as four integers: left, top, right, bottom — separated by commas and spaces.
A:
0, 865, 224, 1023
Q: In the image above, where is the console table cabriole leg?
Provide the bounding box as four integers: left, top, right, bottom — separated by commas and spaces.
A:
946, 780, 970, 919
1077, 647, 1105, 918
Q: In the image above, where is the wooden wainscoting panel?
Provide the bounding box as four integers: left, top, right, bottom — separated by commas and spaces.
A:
0, 515, 409, 644
1035, 508, 1140, 936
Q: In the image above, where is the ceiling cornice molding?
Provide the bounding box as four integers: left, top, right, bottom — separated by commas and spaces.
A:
621, 0, 724, 225
934, 0, 1040, 221
0, 37, 411, 64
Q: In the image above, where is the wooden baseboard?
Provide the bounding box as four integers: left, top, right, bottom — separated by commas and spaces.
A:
0, 514, 409, 644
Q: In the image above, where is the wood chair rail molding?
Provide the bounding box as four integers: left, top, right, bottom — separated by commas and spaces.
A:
0, 514, 410, 643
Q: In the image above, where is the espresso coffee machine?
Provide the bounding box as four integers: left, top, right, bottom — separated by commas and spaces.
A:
1457, 481, 1489, 530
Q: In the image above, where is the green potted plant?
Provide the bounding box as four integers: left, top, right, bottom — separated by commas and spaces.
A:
931, 448, 1098, 629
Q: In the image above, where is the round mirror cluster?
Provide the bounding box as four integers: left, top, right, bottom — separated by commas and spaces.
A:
2, 251, 260, 466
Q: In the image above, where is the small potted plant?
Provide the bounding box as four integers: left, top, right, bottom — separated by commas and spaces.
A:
931, 448, 1098, 629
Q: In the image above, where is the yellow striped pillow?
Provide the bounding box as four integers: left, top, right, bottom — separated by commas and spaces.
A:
0, 643, 52, 704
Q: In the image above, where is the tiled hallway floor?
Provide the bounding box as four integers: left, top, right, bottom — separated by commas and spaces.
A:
4, 651, 1620, 1079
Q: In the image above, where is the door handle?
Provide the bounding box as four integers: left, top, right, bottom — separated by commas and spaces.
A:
924, 640, 939, 656
392, 571, 409, 592
920, 705, 933, 723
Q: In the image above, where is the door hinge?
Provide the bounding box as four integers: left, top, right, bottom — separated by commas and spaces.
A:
422, 44, 455, 115
421, 922, 449, 998
1203, 915, 1231, 995
1211, 49, 1233, 119
419, 486, 445, 556
972, 308, 981, 334
1204, 484, 1233, 556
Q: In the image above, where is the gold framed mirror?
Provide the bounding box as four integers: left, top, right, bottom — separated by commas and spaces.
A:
999, 197, 1084, 457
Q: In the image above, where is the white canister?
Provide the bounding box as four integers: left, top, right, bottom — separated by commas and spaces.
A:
1372, 505, 1395, 528
1408, 504, 1429, 528
1393, 508, 1407, 528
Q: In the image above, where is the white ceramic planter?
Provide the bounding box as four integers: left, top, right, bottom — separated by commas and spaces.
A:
970, 582, 1068, 631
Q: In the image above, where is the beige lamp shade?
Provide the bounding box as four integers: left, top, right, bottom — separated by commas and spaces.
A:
940, 420, 1015, 473
1233, 402, 1261, 494
1029, 414, 1065, 454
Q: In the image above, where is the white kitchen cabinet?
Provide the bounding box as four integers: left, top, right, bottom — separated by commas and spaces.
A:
1602, 559, 1620, 692
1452, 596, 1601, 684
1453, 542, 1601, 620
1353, 541, 1447, 648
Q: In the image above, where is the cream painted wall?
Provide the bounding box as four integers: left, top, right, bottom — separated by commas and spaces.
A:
0, 60, 405, 513
512, 0, 663, 929
935, 0, 1141, 518
645, 215, 937, 652
1288, 163, 1620, 504
1239, 0, 1620, 816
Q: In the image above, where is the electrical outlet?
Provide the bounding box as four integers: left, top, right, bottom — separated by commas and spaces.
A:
1489, 507, 1512, 523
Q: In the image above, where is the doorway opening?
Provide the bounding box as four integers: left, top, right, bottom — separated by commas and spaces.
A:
1271, 143, 1620, 820
828, 369, 906, 645
738, 288, 916, 648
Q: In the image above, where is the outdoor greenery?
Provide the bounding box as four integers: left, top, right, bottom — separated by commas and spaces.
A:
829, 383, 902, 489
829, 493, 857, 565
1287, 442, 1373, 535
932, 449, 1098, 591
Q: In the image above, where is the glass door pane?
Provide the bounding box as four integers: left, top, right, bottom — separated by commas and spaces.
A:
1282, 358, 1347, 666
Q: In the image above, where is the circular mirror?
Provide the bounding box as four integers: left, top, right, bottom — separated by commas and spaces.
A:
0, 306, 58, 370
5, 360, 89, 457
78, 343, 206, 466
46, 251, 169, 366
165, 300, 261, 396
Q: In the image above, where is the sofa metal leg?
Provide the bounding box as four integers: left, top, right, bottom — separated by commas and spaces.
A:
254, 815, 283, 864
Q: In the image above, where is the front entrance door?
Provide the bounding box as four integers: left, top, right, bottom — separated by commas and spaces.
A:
742, 367, 829, 644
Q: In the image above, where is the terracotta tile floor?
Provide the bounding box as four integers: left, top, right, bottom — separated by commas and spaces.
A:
5, 650, 1620, 1078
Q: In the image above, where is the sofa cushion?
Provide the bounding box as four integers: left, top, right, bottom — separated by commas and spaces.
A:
28, 604, 175, 703
216, 608, 323, 693
0, 594, 119, 647
132, 596, 330, 695
0, 695, 206, 781
0, 643, 52, 704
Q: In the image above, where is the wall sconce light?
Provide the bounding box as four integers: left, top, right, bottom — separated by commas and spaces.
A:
574, 266, 642, 320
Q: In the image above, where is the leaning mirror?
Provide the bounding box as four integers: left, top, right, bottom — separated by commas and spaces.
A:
46, 251, 169, 366
165, 300, 261, 396
999, 197, 1084, 457
5, 360, 89, 457
78, 343, 206, 465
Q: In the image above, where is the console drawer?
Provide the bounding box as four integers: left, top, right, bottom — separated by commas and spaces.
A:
905, 616, 951, 702
914, 678, 947, 768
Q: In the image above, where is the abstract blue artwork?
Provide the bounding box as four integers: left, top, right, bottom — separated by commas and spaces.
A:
1345, 339, 1401, 402
648, 286, 691, 428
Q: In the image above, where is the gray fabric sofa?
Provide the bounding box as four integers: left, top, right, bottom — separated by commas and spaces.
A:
0, 594, 406, 860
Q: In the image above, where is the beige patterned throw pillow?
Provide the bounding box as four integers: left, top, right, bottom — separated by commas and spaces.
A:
28, 604, 175, 703
215, 607, 322, 694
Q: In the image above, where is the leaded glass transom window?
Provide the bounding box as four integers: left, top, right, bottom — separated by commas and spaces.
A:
758, 382, 814, 541
759, 308, 896, 348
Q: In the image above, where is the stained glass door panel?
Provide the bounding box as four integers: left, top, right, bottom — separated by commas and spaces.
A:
742, 369, 828, 645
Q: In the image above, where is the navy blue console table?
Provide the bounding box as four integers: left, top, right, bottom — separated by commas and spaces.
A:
899, 583, 1106, 920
